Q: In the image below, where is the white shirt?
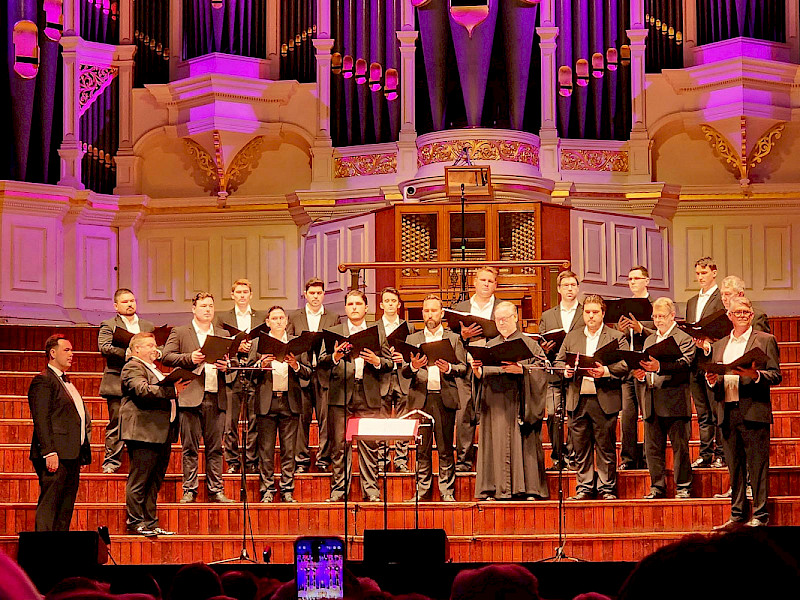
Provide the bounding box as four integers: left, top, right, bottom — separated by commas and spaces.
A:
383, 315, 401, 371
235, 306, 253, 333
269, 332, 290, 392
132, 356, 176, 422
192, 320, 218, 393
120, 314, 141, 334
48, 365, 86, 446
305, 306, 324, 332
579, 326, 610, 395
721, 327, 754, 403
559, 301, 578, 331
347, 320, 367, 379
423, 325, 445, 391
470, 295, 495, 320
695, 285, 718, 322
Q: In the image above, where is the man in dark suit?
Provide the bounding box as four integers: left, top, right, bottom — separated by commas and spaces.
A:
451, 266, 501, 472
287, 277, 340, 473
216, 278, 266, 475
98, 288, 155, 473
28, 334, 92, 531
705, 296, 782, 528
686, 256, 726, 469
402, 294, 466, 501
162, 292, 234, 503
377, 287, 412, 472
555, 295, 629, 500
538, 270, 582, 470
250, 306, 311, 503
121, 332, 186, 536
320, 289, 391, 502
632, 298, 696, 499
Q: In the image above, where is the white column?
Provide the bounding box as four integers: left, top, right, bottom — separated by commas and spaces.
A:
115, 45, 140, 195
627, 27, 651, 180
119, 0, 134, 44
537, 26, 560, 180
396, 30, 418, 179
682, 0, 698, 67
63, 0, 80, 36
58, 37, 85, 189
788, 0, 800, 65
266, 0, 281, 79
169, 0, 183, 80
311, 38, 335, 186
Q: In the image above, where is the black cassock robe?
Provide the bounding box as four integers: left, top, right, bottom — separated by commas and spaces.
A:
474, 330, 550, 499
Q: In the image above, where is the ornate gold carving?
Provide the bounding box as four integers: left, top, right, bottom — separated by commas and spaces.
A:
417, 139, 539, 167
701, 117, 786, 189
560, 149, 629, 172
183, 131, 265, 207
78, 64, 118, 115
334, 153, 397, 178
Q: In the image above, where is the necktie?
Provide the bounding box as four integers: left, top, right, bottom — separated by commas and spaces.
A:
60, 373, 70, 383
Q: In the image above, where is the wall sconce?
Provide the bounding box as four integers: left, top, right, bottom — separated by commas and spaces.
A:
575, 58, 589, 87
354, 58, 367, 84
331, 52, 342, 74
591, 52, 604, 78
369, 62, 382, 92
12, 20, 39, 79
558, 65, 573, 97
342, 55, 354, 78
384, 68, 398, 100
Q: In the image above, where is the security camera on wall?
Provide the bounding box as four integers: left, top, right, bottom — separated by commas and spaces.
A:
403, 185, 417, 201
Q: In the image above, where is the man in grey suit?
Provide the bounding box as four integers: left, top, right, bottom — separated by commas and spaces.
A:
377, 287, 412, 472
121, 332, 187, 536
402, 294, 467, 501
537, 270, 582, 470
98, 288, 155, 473
720, 276, 771, 334
216, 278, 266, 475
632, 298, 695, 499
162, 292, 234, 503
556, 295, 629, 500
451, 266, 501, 472
287, 277, 340, 473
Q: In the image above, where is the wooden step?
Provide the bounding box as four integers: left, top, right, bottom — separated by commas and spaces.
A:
771, 317, 800, 343
2, 466, 800, 504
781, 343, 800, 363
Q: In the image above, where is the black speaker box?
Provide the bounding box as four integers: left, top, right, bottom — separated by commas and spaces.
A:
17, 531, 108, 592
362, 528, 447, 565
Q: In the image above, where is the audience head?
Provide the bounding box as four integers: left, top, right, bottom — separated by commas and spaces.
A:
169, 562, 222, 600
113, 288, 137, 316
45, 577, 110, 599
379, 287, 402, 319
473, 267, 498, 300
651, 297, 676, 334
191, 292, 215, 324
45, 334, 72, 371
0, 551, 41, 600
422, 295, 444, 332
494, 301, 518, 337
110, 571, 161, 599
129, 332, 158, 363
720, 275, 746, 310
693, 257, 718, 291
303, 278, 325, 311
344, 290, 368, 324
230, 279, 253, 310
556, 270, 580, 304
266, 306, 288, 335
220, 571, 258, 600
582, 295, 606, 333
451, 564, 539, 600
627, 266, 650, 297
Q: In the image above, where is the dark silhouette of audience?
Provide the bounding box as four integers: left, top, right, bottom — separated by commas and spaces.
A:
169, 562, 223, 600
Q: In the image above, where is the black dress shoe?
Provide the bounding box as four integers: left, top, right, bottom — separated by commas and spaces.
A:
455, 464, 472, 473
152, 527, 175, 536
295, 465, 309, 473
714, 487, 732, 499
209, 492, 235, 503
180, 491, 196, 503
441, 494, 456, 502
569, 492, 593, 500
395, 464, 411, 473
618, 463, 635, 471
366, 495, 381, 503
711, 457, 726, 468
261, 492, 274, 503
282, 493, 298, 503
246, 464, 259, 474
675, 489, 692, 499
747, 517, 768, 527
406, 493, 431, 503
713, 518, 746, 531
315, 463, 331, 472
325, 494, 345, 503
692, 457, 712, 468
129, 525, 158, 538
226, 465, 240, 474
601, 493, 617, 500
644, 490, 665, 499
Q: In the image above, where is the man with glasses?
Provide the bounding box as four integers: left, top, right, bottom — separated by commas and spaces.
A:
704, 297, 781, 528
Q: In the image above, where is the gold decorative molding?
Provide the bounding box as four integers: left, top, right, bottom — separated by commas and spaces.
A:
417, 140, 539, 167
183, 131, 265, 207
560, 149, 629, 172
334, 153, 397, 178
700, 117, 786, 189
78, 64, 118, 115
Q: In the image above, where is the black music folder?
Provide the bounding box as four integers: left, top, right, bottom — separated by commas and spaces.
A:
157, 368, 200, 386
443, 309, 500, 339
200, 333, 245, 363
322, 325, 382, 356
601, 335, 683, 366
218, 321, 269, 340
603, 297, 653, 324
393, 339, 458, 364
152, 325, 173, 346
257, 331, 322, 362
564, 339, 620, 369
468, 338, 536, 366
111, 327, 134, 348
676, 309, 733, 341
386, 322, 412, 345
700, 347, 770, 375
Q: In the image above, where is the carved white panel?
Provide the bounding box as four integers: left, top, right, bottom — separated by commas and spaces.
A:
10, 224, 47, 292
147, 238, 174, 301
611, 223, 638, 287
185, 238, 210, 299
724, 226, 752, 286
82, 234, 115, 300
324, 230, 343, 294
684, 227, 712, 290
577, 218, 607, 284
763, 225, 792, 290
259, 236, 287, 298
347, 223, 368, 288
643, 226, 670, 290
221, 236, 248, 290
303, 234, 318, 291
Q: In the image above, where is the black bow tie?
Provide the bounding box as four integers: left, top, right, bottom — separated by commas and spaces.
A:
60, 373, 70, 383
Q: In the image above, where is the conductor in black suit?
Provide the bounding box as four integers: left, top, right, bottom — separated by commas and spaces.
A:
216, 278, 266, 475
287, 277, 341, 473
121, 332, 187, 537
686, 256, 726, 469
402, 294, 467, 501
320, 289, 392, 502
98, 288, 155, 473
28, 335, 92, 531
706, 297, 782, 528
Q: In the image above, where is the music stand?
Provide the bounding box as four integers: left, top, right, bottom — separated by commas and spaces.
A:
346, 417, 421, 531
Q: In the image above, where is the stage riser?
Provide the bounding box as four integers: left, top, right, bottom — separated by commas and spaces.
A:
2, 468, 800, 504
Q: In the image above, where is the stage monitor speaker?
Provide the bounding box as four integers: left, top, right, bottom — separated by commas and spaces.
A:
363, 528, 447, 565
17, 531, 108, 591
